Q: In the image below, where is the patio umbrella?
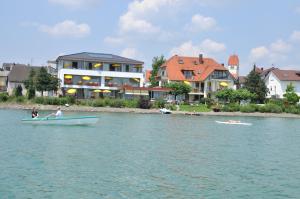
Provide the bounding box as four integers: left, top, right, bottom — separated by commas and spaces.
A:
220, 82, 228, 87
103, 90, 111, 93
67, 89, 76, 94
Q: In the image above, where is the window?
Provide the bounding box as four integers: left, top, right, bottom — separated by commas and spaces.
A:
88, 63, 93, 70
183, 70, 193, 79
178, 59, 184, 64
211, 70, 228, 79
126, 65, 130, 72
72, 62, 78, 69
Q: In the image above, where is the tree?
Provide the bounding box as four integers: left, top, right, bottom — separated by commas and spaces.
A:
216, 88, 256, 104
284, 83, 299, 105
244, 68, 268, 103
24, 69, 36, 99
150, 55, 166, 87
166, 82, 192, 100
215, 88, 234, 103
36, 67, 52, 96
15, 85, 23, 97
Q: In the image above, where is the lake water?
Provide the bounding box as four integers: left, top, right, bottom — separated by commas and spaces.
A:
0, 109, 299, 199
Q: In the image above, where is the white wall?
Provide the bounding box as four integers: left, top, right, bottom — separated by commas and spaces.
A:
266, 72, 300, 98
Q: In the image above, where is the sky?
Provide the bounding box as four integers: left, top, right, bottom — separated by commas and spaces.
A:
1, 0, 300, 75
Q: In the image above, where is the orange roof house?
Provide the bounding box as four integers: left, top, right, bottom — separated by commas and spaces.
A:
145, 70, 152, 82
159, 54, 231, 82
228, 54, 239, 66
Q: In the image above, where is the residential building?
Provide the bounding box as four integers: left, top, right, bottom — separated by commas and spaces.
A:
157, 54, 235, 101
262, 68, 300, 98
144, 70, 152, 87
7, 64, 33, 95
56, 52, 144, 98
0, 71, 9, 92
228, 54, 239, 79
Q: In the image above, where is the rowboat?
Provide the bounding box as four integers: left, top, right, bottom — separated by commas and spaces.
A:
160, 108, 172, 114
22, 116, 99, 126
215, 121, 252, 126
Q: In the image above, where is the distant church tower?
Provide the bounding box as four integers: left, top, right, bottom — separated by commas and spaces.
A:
228, 54, 239, 79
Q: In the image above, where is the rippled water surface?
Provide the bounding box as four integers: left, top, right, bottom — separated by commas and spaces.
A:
0, 109, 299, 198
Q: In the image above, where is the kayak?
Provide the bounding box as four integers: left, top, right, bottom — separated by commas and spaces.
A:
215, 121, 252, 126
22, 116, 99, 126
160, 108, 172, 114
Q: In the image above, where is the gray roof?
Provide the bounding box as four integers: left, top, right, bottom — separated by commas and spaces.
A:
56, 52, 144, 65
8, 64, 42, 83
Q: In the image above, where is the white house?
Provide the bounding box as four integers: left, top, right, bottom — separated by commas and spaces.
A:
56, 52, 145, 99
264, 69, 300, 98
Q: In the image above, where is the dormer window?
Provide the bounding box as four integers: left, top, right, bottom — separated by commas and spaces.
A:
178, 59, 184, 64
194, 61, 198, 65
182, 70, 193, 79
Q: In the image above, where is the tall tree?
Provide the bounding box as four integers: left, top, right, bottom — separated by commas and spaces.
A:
24, 69, 36, 99
244, 68, 268, 103
284, 83, 299, 105
150, 55, 166, 87
36, 67, 52, 96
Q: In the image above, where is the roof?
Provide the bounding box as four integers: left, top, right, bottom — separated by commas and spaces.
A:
160, 55, 229, 81
122, 85, 171, 92
238, 76, 246, 84
145, 70, 152, 82
228, 54, 239, 66
8, 64, 42, 83
57, 52, 144, 65
272, 69, 300, 81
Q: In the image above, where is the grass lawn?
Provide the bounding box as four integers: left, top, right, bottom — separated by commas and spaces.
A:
179, 104, 211, 112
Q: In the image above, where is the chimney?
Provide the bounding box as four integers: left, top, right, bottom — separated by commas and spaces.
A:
199, 54, 204, 64
221, 63, 225, 67
261, 67, 264, 71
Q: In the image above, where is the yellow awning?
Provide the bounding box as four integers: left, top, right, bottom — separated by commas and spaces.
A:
93, 89, 102, 93
103, 90, 111, 93
105, 77, 112, 80
220, 82, 228, 87
134, 65, 143, 68
184, 81, 191, 86
67, 89, 76, 94
93, 63, 102, 68
82, 76, 91, 81
132, 78, 140, 82
64, 75, 73, 79
112, 64, 121, 67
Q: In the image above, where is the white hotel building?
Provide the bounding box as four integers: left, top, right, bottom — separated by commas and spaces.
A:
56, 52, 144, 98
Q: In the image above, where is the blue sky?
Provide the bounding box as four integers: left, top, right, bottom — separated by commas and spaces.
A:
1, 0, 300, 75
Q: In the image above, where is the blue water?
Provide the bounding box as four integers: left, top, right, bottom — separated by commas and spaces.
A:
0, 109, 299, 198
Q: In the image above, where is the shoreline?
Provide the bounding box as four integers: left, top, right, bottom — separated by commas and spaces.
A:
0, 103, 300, 119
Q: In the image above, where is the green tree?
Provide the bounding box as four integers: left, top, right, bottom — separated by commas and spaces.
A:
284, 83, 299, 105
244, 68, 268, 103
36, 67, 55, 96
150, 55, 166, 87
232, 89, 256, 104
215, 88, 234, 103
15, 85, 23, 97
166, 82, 192, 100
24, 69, 36, 99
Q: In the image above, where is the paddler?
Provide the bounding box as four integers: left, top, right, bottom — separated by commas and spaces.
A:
31, 107, 39, 118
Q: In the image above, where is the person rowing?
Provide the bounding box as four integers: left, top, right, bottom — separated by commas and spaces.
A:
32, 107, 39, 118
46, 107, 63, 118
227, 120, 241, 123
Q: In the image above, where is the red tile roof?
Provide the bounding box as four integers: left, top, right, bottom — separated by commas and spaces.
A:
122, 85, 171, 92
161, 55, 228, 82
272, 69, 300, 81
228, 54, 239, 66
145, 70, 152, 82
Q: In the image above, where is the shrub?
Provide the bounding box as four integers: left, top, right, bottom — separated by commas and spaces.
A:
27, 87, 35, 99
165, 104, 176, 111
153, 98, 166, 108
221, 103, 240, 112
259, 104, 283, 113
124, 99, 139, 108
16, 96, 25, 103
200, 98, 214, 108
110, 99, 125, 108
65, 95, 75, 104
240, 104, 258, 113
14, 85, 23, 97
0, 93, 9, 102
34, 97, 44, 104
92, 99, 105, 107
284, 105, 300, 114
138, 97, 151, 109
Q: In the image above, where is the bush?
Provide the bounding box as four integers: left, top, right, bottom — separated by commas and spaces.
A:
165, 104, 176, 111
27, 87, 35, 99
221, 103, 240, 112
92, 99, 105, 107
153, 98, 166, 108
124, 99, 139, 108
240, 104, 258, 113
0, 93, 9, 102
259, 104, 283, 113
14, 85, 23, 97
284, 105, 300, 114
110, 99, 125, 108
200, 98, 214, 108
16, 96, 25, 103
138, 97, 151, 109
34, 97, 44, 104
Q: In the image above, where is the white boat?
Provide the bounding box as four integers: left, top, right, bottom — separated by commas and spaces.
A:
215, 121, 252, 126
22, 116, 99, 126
160, 108, 172, 114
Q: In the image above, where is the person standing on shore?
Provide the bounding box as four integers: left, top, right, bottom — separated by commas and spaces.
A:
31, 107, 39, 118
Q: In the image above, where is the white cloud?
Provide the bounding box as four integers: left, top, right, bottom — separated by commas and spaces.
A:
38, 20, 90, 38
48, 0, 100, 8
104, 36, 124, 45
121, 48, 138, 59
290, 30, 300, 42
249, 46, 269, 60
270, 39, 291, 53
185, 14, 217, 32
170, 39, 226, 57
